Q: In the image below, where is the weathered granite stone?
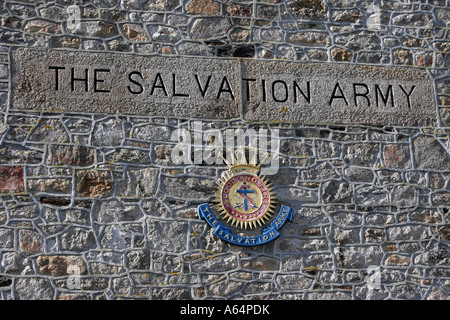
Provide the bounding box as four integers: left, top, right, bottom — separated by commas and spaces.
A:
394, 48, 413, 65
322, 180, 353, 203
344, 167, 374, 182
67, 21, 119, 37
37, 255, 87, 276
177, 41, 211, 56
0, 145, 43, 164
149, 25, 181, 43
191, 253, 238, 272
287, 0, 327, 20
8, 204, 39, 219
19, 229, 43, 255
281, 139, 314, 157
382, 144, 411, 169
162, 176, 215, 200
207, 278, 243, 296
24, 19, 61, 34
344, 143, 379, 167
131, 123, 172, 141
392, 185, 419, 207
145, 0, 179, 11
391, 13, 434, 27
92, 118, 124, 146
100, 223, 142, 250
47, 145, 95, 166
0, 64, 8, 79
61, 208, 91, 225
60, 227, 96, 251
335, 31, 381, 51
288, 32, 331, 46
12, 47, 240, 119
186, 0, 220, 15
121, 23, 149, 42
364, 228, 385, 243
276, 187, 318, 203
28, 119, 70, 143
241, 60, 436, 126
413, 136, 450, 170
107, 148, 151, 164
27, 177, 72, 194
385, 254, 411, 266
51, 36, 81, 49
276, 274, 313, 290
315, 140, 341, 158
227, 4, 252, 17
126, 250, 151, 270
332, 9, 363, 23
146, 219, 188, 253
118, 167, 159, 198
76, 170, 112, 198
15, 277, 54, 300
189, 18, 232, 39
0, 166, 24, 193
339, 246, 383, 268
94, 199, 143, 223
301, 162, 339, 180
432, 191, 450, 206
331, 48, 352, 62
241, 256, 280, 271
0, 228, 14, 249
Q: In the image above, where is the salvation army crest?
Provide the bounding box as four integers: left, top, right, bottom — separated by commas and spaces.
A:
198, 149, 292, 246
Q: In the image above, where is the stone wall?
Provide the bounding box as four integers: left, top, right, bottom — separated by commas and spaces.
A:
0, 0, 449, 300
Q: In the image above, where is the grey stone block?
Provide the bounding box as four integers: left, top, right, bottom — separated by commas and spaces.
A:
241, 59, 436, 126
11, 47, 241, 119
11, 48, 437, 127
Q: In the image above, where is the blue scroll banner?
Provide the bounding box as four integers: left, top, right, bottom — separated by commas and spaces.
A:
198, 204, 293, 246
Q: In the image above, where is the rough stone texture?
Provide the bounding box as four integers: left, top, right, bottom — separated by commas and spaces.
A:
241, 60, 436, 126
146, 219, 188, 253
76, 170, 112, 198
19, 230, 43, 255
15, 277, 55, 300
382, 144, 412, 169
60, 227, 96, 251
12, 47, 436, 126
118, 167, 159, 198
11, 47, 241, 119
94, 200, 143, 223
47, 145, 95, 166
288, 0, 328, 20
37, 255, 87, 276
27, 177, 71, 194
0, 166, 24, 193
28, 119, 70, 143
413, 136, 450, 170
0, 0, 449, 302
186, 0, 220, 15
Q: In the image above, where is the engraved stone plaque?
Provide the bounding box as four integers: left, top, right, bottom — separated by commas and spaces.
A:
11, 47, 241, 119
11, 47, 436, 126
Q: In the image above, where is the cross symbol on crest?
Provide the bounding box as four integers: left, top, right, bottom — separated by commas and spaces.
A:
236, 182, 257, 211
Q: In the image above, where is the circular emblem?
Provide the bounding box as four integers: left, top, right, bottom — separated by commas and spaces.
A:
216, 164, 275, 229
198, 149, 292, 246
